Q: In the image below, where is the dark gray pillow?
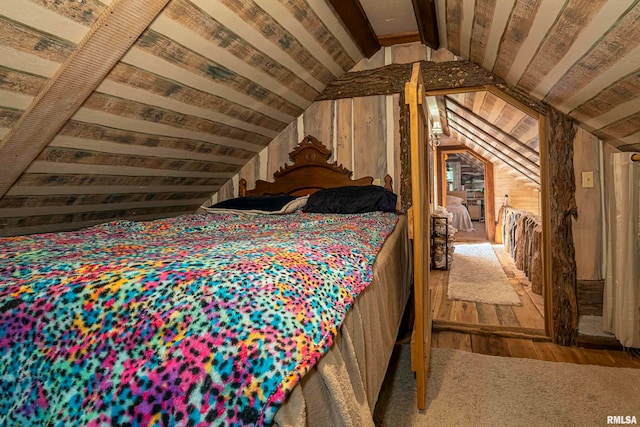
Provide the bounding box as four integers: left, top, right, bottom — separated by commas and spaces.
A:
303, 186, 397, 214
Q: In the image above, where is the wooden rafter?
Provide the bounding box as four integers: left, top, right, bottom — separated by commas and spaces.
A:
446, 111, 540, 170
411, 0, 440, 49
435, 95, 451, 136
446, 96, 539, 158
0, 0, 171, 200
448, 122, 540, 186
326, 0, 380, 58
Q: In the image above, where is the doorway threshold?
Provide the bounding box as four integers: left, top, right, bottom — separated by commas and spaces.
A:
433, 319, 549, 341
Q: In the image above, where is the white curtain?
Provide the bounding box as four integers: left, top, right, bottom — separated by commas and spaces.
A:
603, 153, 640, 348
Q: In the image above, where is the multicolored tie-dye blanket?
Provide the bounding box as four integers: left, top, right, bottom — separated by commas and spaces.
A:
0, 211, 398, 426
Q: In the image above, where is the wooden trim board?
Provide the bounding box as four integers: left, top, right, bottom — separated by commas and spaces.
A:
406, 62, 432, 410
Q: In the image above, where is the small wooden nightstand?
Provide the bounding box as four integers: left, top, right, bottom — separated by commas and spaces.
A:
467, 198, 484, 220
468, 204, 482, 220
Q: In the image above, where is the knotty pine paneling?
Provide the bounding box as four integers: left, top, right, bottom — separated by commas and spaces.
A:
493, 165, 540, 216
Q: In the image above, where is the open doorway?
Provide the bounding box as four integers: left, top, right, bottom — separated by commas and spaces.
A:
427, 88, 547, 336
439, 148, 494, 242
445, 152, 485, 239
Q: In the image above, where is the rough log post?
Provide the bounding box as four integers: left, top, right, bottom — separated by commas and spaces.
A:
547, 107, 578, 345
399, 93, 412, 210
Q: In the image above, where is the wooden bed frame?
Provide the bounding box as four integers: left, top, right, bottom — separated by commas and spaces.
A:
239, 135, 393, 196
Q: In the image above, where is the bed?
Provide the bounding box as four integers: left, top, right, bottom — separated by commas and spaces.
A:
0, 135, 412, 426
446, 191, 475, 232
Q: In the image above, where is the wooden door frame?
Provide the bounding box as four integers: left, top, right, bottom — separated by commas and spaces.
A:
406, 62, 432, 410
436, 145, 495, 242
425, 85, 552, 338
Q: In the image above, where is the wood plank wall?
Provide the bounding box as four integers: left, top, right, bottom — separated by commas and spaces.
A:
493, 124, 602, 283
493, 164, 540, 215
208, 94, 402, 206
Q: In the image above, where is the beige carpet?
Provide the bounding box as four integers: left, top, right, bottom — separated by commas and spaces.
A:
447, 243, 522, 306
374, 345, 640, 427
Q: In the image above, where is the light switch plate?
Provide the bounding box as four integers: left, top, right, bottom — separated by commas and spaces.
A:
582, 171, 594, 188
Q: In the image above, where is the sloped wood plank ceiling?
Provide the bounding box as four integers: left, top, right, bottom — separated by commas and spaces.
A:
436, 0, 640, 152
1, 0, 640, 236
0, 0, 363, 235
444, 91, 540, 188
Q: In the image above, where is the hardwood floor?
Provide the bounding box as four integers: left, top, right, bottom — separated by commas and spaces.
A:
431, 222, 545, 332
432, 330, 640, 368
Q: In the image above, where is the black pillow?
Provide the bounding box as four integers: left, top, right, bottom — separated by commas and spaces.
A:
210, 195, 298, 211
303, 185, 397, 214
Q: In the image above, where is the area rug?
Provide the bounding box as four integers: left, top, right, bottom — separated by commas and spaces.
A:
374, 346, 640, 427
447, 243, 522, 305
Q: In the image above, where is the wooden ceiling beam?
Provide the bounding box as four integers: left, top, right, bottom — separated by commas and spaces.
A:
378, 32, 421, 47
457, 152, 485, 171
435, 95, 450, 136
446, 110, 540, 170
446, 96, 540, 157
448, 122, 540, 186
448, 117, 540, 185
0, 0, 170, 200
411, 0, 440, 49
327, 0, 380, 58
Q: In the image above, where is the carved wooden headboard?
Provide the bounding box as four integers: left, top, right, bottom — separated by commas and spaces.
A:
239, 135, 392, 197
